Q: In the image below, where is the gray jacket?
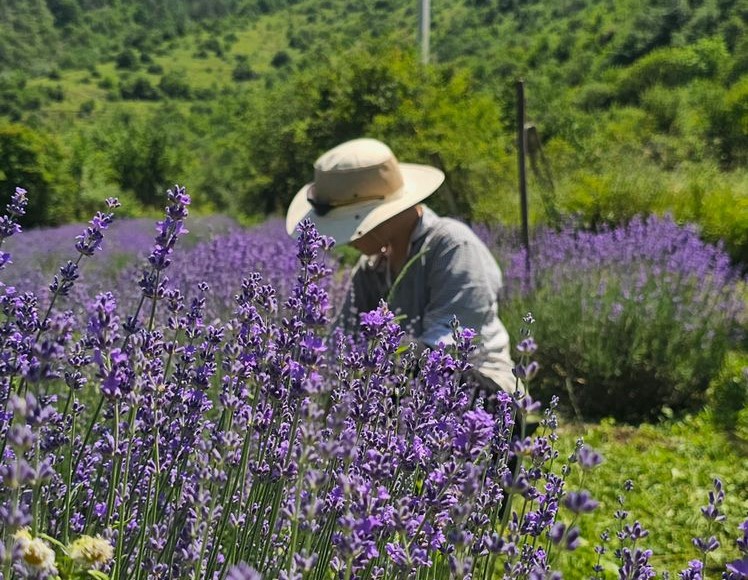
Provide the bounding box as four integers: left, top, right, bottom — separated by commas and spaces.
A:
340, 206, 516, 392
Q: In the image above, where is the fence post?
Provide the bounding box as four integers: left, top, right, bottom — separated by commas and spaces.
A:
516, 79, 531, 279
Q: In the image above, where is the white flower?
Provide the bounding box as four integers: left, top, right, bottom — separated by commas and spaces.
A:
69, 534, 114, 569
13, 529, 57, 574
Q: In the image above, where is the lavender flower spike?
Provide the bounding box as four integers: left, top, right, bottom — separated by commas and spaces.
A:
563, 490, 599, 514
75, 207, 117, 256
0, 187, 28, 270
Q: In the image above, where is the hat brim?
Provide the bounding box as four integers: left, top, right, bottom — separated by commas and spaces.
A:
285, 163, 445, 243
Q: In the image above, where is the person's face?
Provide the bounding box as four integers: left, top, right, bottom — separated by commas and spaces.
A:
349, 225, 388, 256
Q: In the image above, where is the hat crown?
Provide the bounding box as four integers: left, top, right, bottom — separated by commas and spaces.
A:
316, 138, 393, 171
311, 138, 404, 206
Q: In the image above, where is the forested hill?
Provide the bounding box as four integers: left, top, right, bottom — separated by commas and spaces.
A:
5, 0, 745, 81
0, 0, 746, 261
0, 0, 292, 71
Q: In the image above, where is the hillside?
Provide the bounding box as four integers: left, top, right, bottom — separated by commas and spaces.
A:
0, 0, 746, 261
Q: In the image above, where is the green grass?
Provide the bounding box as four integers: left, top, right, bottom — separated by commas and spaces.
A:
553, 412, 748, 577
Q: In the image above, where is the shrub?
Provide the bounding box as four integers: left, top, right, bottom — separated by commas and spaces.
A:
97, 76, 115, 90
270, 50, 292, 68
193, 86, 216, 100
615, 37, 729, 104
77, 99, 95, 117
670, 165, 748, 268
574, 82, 616, 111
555, 161, 667, 228
114, 48, 139, 70
495, 215, 745, 422
707, 351, 748, 432
198, 37, 224, 57
232, 60, 258, 82
98, 108, 183, 206
158, 70, 192, 99
722, 77, 748, 166
119, 75, 160, 101
44, 84, 64, 102
640, 84, 681, 131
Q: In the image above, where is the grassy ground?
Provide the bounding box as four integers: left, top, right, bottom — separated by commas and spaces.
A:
553, 412, 748, 577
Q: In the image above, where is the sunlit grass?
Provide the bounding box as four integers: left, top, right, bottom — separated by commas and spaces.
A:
555, 413, 748, 576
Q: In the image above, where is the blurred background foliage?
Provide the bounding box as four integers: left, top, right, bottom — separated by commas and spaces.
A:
0, 0, 745, 264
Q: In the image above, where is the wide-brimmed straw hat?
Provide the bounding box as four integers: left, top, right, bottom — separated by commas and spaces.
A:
285, 138, 445, 243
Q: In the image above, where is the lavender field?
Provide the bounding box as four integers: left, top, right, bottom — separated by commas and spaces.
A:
0, 187, 746, 579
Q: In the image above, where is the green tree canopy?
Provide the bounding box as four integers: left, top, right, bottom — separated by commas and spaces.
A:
0, 123, 76, 226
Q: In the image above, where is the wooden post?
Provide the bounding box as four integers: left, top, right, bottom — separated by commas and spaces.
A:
516, 79, 531, 279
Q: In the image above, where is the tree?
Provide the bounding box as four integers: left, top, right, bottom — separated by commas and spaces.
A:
98, 107, 185, 207
46, 0, 81, 27
0, 123, 76, 227
238, 41, 513, 221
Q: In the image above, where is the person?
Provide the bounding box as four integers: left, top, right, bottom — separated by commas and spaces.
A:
285, 137, 517, 398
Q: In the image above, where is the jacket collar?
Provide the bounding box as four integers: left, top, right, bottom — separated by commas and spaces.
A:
409, 205, 438, 250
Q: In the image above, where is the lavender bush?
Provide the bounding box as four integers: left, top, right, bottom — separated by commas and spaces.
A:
0, 187, 746, 579
485, 216, 746, 422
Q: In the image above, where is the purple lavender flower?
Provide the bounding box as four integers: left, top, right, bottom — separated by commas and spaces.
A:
725, 557, 748, 579
737, 518, 748, 554
48, 260, 79, 297
0, 188, 26, 233
618, 547, 656, 579
701, 478, 726, 522
75, 210, 116, 256
454, 409, 495, 460
563, 490, 599, 514
692, 536, 720, 553
226, 562, 263, 580
7, 187, 28, 218
564, 526, 581, 551
149, 187, 191, 272
679, 559, 703, 580
0, 187, 28, 274
576, 445, 604, 470
512, 360, 540, 382
97, 348, 132, 400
